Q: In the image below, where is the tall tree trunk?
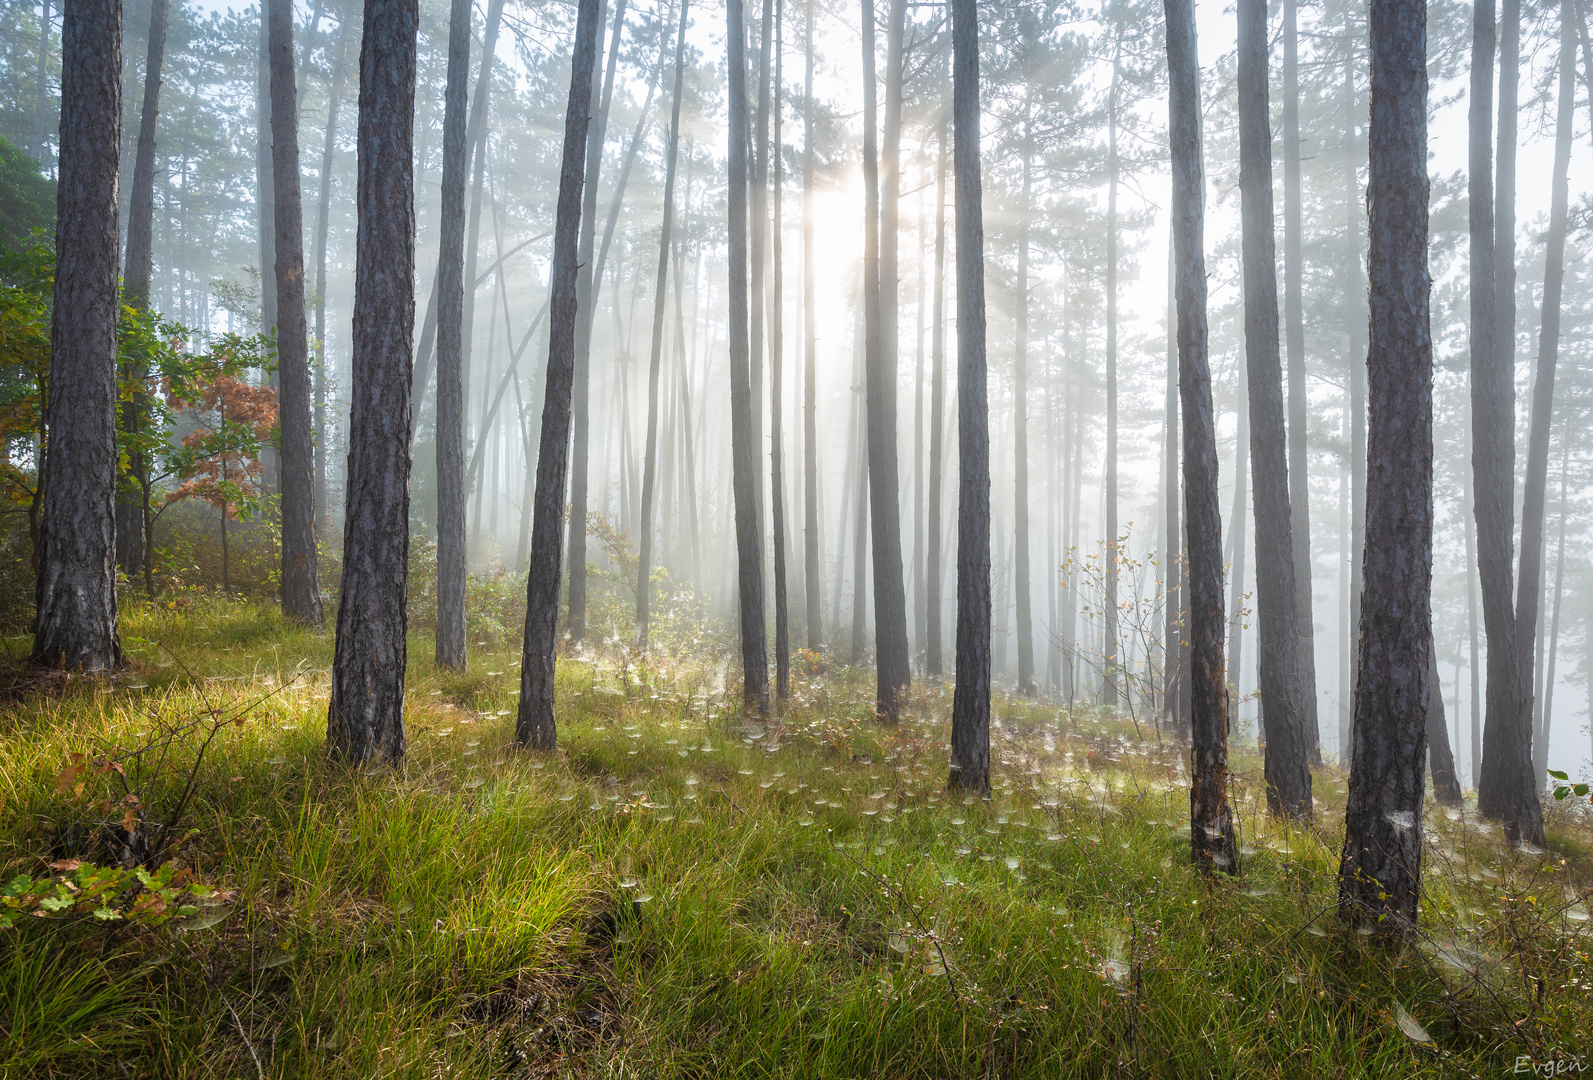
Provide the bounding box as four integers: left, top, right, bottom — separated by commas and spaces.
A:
1465, 481, 1481, 786
850, 328, 869, 659
1103, 31, 1121, 708
1339, 0, 1431, 925
117, 0, 168, 584
327, 0, 417, 764
1165, 0, 1235, 873
568, 0, 624, 644
926, 91, 948, 679
638, 0, 689, 648
410, 0, 504, 423
948, 0, 989, 792
1429, 641, 1463, 805
33, 0, 122, 673
1518, 0, 1574, 787
882, 0, 906, 656
1226, 370, 1248, 725
861, 0, 910, 721
313, 9, 352, 531
1237, 0, 1312, 821
258, 8, 277, 348
1471, 0, 1542, 846
1281, 0, 1320, 763
432, 0, 472, 668
728, 0, 770, 710
1163, 235, 1183, 733
1342, 43, 1367, 765
1535, 449, 1568, 777
516, 0, 601, 749
770, 0, 790, 698
1013, 106, 1035, 698
801, 0, 822, 651
751, 0, 772, 563
271, 0, 325, 628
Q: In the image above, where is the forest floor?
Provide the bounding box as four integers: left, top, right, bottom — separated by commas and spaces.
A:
1, 599, 1591, 1079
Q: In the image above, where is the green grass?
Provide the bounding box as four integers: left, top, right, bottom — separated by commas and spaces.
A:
1, 598, 1590, 1078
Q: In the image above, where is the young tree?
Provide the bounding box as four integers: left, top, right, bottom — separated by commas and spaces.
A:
517, 0, 602, 748
1013, 100, 1035, 698
1237, 0, 1312, 821
32, 0, 122, 673
433, 0, 472, 669
861, 0, 910, 721
270, 0, 324, 628
801, 0, 822, 652
326, 0, 418, 765
729, 0, 771, 712
770, 0, 791, 699
117, 0, 169, 582
947, 0, 989, 793
1166, 0, 1235, 874
1338, 0, 1432, 927
637, 0, 690, 649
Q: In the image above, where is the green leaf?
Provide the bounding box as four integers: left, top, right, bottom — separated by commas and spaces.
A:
1548, 769, 1569, 781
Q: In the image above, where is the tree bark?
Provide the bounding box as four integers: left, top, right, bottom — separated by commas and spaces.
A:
432, 0, 471, 669
1518, 0, 1574, 789
861, 0, 910, 721
33, 0, 122, 673
568, 0, 624, 644
802, 0, 822, 652
327, 0, 417, 764
1429, 640, 1463, 805
927, 89, 948, 680
1237, 0, 1312, 821
770, 0, 790, 699
313, 8, 352, 533
948, 0, 989, 793
727, 0, 770, 711
1471, 0, 1543, 846
270, 0, 325, 628
117, 0, 168, 583
1163, 235, 1183, 733
516, 0, 601, 750
1339, 0, 1432, 926
1535, 449, 1568, 778
1166, 0, 1235, 874
638, 0, 689, 649
1281, 0, 1321, 763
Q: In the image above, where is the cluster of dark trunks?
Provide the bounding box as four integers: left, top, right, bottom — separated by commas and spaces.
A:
30, 0, 1572, 932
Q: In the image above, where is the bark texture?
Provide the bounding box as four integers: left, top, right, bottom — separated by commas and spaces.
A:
1339, 0, 1432, 927
1166, 0, 1236, 875
327, 0, 417, 765
33, 0, 123, 673
270, 0, 324, 628
728, 0, 770, 711
1237, 0, 1312, 821
516, 0, 601, 750
948, 0, 989, 794
433, 0, 471, 669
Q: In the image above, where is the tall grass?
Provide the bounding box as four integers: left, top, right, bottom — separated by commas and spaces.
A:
0, 599, 1589, 1078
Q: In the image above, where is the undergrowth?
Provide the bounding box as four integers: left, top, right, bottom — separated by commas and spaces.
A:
0, 599, 1589, 1078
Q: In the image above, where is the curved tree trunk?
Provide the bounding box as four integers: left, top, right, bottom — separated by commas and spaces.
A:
516, 0, 602, 750
117, 0, 168, 585
1165, 0, 1235, 875
948, 0, 989, 793
1237, 0, 1311, 821
638, 0, 690, 648
327, 0, 417, 764
33, 0, 123, 673
728, 0, 770, 712
270, 0, 325, 628
433, 0, 471, 669
1339, 0, 1432, 927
